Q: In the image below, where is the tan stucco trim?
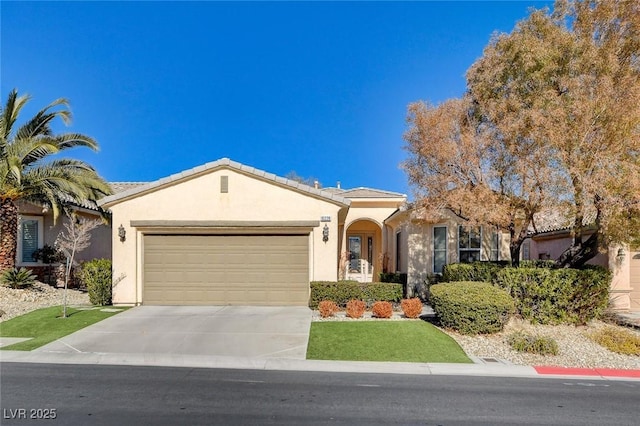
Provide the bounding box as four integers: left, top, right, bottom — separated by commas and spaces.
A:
129, 220, 320, 235
130, 220, 320, 228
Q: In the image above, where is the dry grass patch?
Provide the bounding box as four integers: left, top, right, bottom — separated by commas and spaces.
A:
588, 326, 640, 356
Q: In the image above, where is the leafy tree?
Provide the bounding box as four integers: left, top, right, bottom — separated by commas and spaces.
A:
405, 0, 640, 267
0, 89, 111, 270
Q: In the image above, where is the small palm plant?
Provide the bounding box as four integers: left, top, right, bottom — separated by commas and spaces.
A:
0, 267, 36, 289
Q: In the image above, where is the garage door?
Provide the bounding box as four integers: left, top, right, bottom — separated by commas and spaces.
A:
143, 235, 309, 305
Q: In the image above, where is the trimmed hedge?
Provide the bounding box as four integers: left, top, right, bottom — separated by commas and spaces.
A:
429, 281, 515, 335
379, 272, 408, 285
309, 281, 402, 308
494, 266, 611, 325
442, 262, 504, 283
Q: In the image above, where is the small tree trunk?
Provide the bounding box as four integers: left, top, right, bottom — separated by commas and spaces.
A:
63, 257, 70, 318
0, 198, 18, 271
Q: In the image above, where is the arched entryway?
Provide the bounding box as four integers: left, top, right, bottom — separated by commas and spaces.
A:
342, 219, 383, 282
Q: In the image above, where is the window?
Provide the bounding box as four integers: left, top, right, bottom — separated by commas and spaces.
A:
433, 226, 447, 274
18, 216, 43, 264
489, 227, 500, 261
458, 226, 481, 263
522, 239, 531, 260
395, 232, 402, 272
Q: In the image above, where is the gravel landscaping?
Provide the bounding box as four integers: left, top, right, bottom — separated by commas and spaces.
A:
0, 282, 90, 322
312, 308, 640, 370
449, 317, 640, 370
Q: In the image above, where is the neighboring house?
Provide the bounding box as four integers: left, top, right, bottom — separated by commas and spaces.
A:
14, 199, 111, 281
524, 215, 639, 311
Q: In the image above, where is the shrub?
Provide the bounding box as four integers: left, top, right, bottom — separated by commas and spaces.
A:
519, 259, 558, 269
401, 298, 423, 318
494, 266, 610, 325
79, 259, 112, 306
507, 332, 559, 355
442, 262, 505, 283
346, 300, 366, 318
430, 281, 515, 335
379, 272, 407, 285
588, 327, 640, 356
0, 267, 36, 289
309, 281, 402, 308
372, 301, 393, 318
318, 300, 339, 318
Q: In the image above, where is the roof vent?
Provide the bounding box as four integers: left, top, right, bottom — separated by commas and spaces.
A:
220, 175, 229, 193
314, 180, 319, 189
336, 181, 341, 189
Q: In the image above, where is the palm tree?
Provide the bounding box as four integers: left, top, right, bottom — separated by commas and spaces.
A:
0, 89, 112, 271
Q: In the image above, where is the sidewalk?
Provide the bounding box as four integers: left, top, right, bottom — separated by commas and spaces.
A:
2, 348, 640, 381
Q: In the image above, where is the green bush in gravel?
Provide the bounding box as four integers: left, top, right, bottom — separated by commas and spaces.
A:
79, 259, 112, 306
507, 332, 559, 355
429, 281, 515, 335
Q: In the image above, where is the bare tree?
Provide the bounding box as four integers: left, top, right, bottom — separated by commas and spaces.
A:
403, 96, 554, 263
55, 214, 101, 317
406, 0, 640, 267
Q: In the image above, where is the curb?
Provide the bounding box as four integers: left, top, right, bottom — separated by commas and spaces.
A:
2, 350, 640, 381
534, 365, 640, 379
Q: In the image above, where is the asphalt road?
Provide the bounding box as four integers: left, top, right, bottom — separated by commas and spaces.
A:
1, 363, 639, 425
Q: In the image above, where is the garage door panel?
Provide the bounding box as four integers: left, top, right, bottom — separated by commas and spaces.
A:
143, 235, 309, 305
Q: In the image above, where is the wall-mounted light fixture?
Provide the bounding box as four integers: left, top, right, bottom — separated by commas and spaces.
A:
617, 247, 625, 262
322, 224, 329, 242
118, 224, 126, 242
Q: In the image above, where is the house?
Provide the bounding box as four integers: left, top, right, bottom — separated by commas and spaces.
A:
98, 158, 406, 306
15, 156, 638, 311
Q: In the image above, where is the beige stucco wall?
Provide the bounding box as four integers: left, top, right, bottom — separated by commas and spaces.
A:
106, 168, 345, 305
405, 217, 511, 288
607, 246, 631, 310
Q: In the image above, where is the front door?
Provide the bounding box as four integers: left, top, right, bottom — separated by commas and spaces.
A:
347, 234, 373, 281
348, 236, 361, 273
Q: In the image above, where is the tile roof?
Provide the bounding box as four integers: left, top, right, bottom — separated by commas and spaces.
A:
109, 182, 148, 194
326, 187, 406, 199
98, 158, 351, 207
530, 209, 598, 234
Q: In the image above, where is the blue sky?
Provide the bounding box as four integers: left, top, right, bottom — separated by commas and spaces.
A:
1, 1, 549, 198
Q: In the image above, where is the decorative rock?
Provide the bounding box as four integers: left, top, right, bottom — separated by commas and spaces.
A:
0, 281, 90, 322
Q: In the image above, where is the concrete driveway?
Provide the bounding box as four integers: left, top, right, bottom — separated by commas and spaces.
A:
35, 306, 312, 359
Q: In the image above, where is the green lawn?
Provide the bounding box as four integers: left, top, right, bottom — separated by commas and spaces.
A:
0, 306, 127, 351
306, 321, 472, 363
